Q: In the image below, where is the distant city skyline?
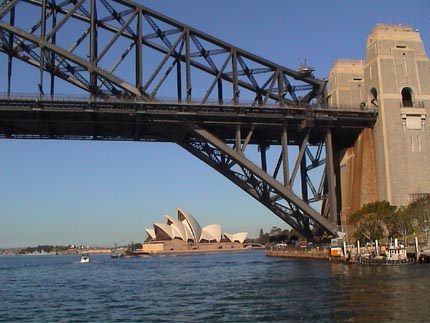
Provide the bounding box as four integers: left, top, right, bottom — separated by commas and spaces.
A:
1, 0, 430, 248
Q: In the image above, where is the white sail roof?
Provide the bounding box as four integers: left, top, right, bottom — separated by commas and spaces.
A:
177, 208, 202, 242
145, 228, 156, 240
200, 224, 221, 242
224, 232, 248, 244
153, 223, 174, 240
164, 214, 187, 240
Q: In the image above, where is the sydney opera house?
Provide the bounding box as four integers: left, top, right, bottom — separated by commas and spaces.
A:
140, 208, 248, 254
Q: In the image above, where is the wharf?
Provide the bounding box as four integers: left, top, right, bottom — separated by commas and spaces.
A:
265, 247, 330, 260
265, 241, 426, 266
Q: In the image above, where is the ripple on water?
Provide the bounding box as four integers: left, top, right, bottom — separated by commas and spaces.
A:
2, 252, 430, 322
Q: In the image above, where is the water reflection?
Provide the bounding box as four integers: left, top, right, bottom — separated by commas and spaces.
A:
329, 263, 429, 322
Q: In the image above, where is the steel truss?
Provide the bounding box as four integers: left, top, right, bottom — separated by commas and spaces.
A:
0, 0, 371, 239
177, 124, 339, 240
0, 0, 324, 103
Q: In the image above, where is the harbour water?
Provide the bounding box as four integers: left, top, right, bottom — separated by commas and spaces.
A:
1, 250, 430, 322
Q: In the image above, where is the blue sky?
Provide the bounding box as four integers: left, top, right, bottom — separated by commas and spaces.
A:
1, 0, 430, 248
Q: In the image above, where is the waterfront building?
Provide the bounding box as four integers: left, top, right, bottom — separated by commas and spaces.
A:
141, 208, 248, 253
145, 208, 247, 243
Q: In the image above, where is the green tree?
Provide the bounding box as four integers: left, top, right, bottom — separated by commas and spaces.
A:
406, 196, 430, 238
384, 206, 413, 243
259, 228, 264, 242
269, 229, 290, 244
258, 228, 270, 245
349, 201, 396, 243
288, 229, 304, 243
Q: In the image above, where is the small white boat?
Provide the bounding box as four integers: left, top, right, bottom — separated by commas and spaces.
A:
80, 253, 90, 263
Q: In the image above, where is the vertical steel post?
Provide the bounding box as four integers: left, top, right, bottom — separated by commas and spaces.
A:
39, 0, 47, 96
177, 56, 182, 102
232, 50, 239, 105
260, 143, 268, 199
325, 128, 338, 226
281, 127, 289, 187
235, 126, 241, 154
6, 6, 14, 96
185, 29, 191, 103
277, 69, 285, 107
89, 0, 97, 98
260, 144, 268, 173
50, 5, 57, 97
300, 151, 309, 203
135, 9, 142, 94
300, 152, 311, 237
177, 31, 185, 102
217, 79, 223, 105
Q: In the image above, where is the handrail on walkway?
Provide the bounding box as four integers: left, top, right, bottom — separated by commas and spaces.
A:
0, 92, 378, 113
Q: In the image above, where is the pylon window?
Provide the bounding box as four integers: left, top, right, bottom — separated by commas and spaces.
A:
401, 87, 413, 107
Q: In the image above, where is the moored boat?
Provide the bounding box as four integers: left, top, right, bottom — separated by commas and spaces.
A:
80, 253, 90, 263
355, 240, 412, 265
119, 249, 151, 258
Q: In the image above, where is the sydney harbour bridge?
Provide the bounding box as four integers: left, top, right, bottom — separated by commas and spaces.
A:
0, 0, 377, 241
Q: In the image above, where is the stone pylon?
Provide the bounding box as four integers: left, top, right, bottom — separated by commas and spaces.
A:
328, 24, 430, 236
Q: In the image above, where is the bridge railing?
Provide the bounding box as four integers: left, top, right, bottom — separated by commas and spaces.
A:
0, 92, 378, 114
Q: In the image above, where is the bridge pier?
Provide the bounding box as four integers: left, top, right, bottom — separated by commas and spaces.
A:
328, 24, 430, 231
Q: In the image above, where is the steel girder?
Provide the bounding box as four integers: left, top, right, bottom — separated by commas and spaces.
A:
0, 0, 324, 104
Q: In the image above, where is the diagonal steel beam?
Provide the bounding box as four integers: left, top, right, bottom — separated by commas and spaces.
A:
185, 125, 339, 236
178, 136, 307, 235
0, 20, 140, 95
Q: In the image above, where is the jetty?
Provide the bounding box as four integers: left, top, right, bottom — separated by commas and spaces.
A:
265, 244, 330, 260
265, 238, 426, 265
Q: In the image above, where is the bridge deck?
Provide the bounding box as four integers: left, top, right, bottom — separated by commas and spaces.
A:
0, 97, 377, 149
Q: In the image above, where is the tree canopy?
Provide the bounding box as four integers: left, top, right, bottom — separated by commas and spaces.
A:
406, 196, 430, 233
349, 196, 430, 243
349, 201, 396, 242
